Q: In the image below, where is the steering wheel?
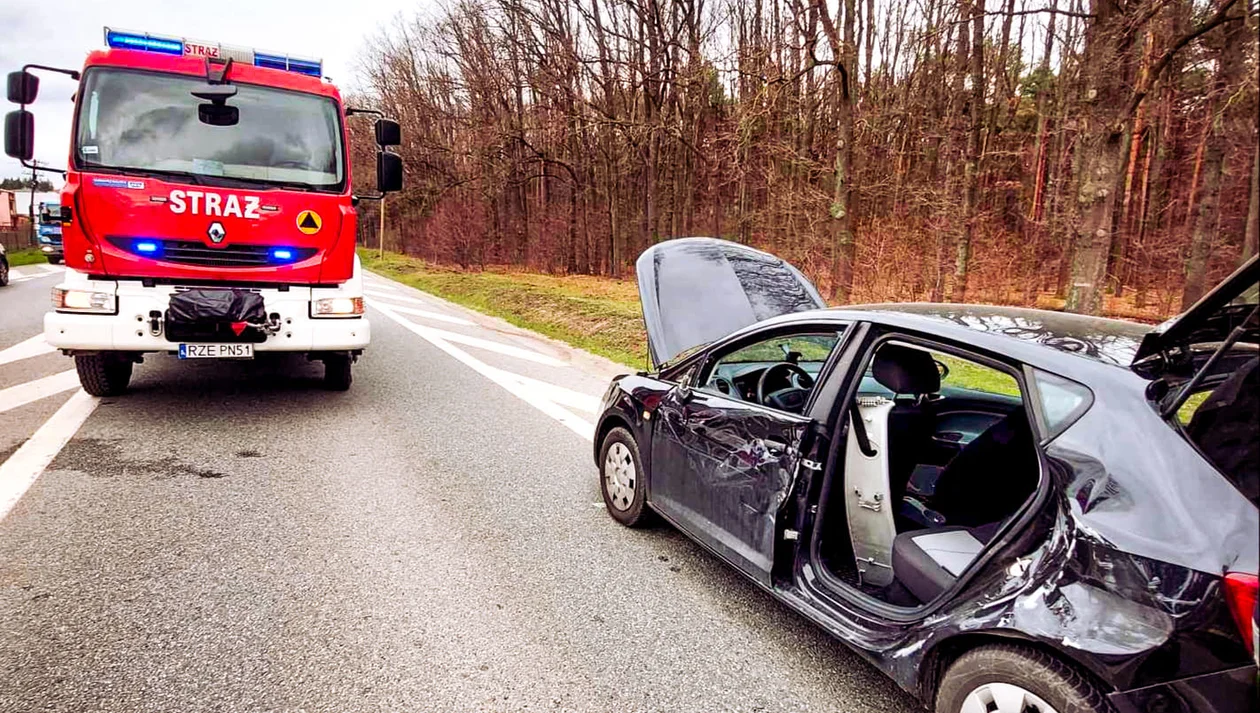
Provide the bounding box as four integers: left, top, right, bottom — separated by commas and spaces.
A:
757, 363, 815, 412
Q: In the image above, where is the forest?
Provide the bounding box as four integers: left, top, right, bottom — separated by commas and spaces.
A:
350, 0, 1259, 318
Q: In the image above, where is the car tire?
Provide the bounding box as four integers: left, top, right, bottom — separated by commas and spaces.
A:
48, 256, 62, 265
75, 353, 133, 397
0, 259, 8, 286
599, 426, 652, 527
935, 644, 1109, 713
323, 353, 352, 391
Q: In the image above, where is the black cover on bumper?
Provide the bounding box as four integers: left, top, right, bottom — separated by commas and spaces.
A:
165, 289, 268, 343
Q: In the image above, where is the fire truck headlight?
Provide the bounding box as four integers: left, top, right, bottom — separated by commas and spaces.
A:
53, 287, 117, 314
311, 296, 364, 318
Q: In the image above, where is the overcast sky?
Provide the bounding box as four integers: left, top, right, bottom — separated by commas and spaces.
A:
0, 0, 428, 185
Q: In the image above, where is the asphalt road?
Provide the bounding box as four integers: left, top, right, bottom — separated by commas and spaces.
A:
0, 265, 918, 713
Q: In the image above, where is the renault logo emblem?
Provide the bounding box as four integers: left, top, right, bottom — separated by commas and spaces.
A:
207, 221, 226, 244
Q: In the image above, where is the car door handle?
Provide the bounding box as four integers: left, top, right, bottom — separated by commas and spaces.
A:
764, 440, 788, 456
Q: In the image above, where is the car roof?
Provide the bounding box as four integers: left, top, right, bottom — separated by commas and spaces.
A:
741, 303, 1151, 372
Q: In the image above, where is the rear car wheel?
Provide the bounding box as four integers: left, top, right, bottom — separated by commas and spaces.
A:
47, 256, 62, 265
936, 645, 1108, 713
75, 353, 134, 397
323, 353, 352, 391
599, 427, 652, 527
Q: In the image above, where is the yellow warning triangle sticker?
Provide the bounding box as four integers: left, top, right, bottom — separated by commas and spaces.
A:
296, 210, 322, 234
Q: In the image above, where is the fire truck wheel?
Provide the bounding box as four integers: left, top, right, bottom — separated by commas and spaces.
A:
75, 353, 134, 397
323, 353, 352, 391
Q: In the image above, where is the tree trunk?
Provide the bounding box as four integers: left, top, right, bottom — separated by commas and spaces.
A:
1245, 135, 1259, 262
951, 0, 984, 302
1065, 0, 1129, 316
1182, 0, 1245, 307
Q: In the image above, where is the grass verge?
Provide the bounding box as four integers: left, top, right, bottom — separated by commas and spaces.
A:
6, 247, 48, 267
359, 249, 648, 368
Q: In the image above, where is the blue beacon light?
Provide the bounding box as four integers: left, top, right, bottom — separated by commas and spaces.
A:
103, 27, 323, 78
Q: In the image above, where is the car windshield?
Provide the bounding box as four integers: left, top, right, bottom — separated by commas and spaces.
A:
74, 67, 344, 191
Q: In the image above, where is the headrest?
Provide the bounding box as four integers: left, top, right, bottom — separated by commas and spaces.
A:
873, 344, 940, 395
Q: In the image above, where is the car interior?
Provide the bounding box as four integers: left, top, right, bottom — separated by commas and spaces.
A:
815, 340, 1041, 607
699, 333, 841, 413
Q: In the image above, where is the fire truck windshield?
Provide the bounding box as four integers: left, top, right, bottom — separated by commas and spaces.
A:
74, 67, 345, 191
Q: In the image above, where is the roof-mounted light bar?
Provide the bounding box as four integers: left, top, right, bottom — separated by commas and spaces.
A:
103, 27, 323, 78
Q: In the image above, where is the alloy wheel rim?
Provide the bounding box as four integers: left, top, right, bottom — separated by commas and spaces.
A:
603, 442, 635, 511
960, 682, 1059, 713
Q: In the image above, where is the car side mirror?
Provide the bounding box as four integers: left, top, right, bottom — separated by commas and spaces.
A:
676, 382, 694, 403
377, 151, 403, 193
7, 71, 38, 104
375, 118, 400, 146
934, 359, 950, 380
4, 110, 34, 161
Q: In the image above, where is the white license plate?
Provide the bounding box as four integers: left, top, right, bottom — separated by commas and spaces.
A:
178, 343, 254, 359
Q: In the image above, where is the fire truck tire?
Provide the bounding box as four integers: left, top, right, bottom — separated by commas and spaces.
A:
75, 353, 134, 397
323, 353, 352, 391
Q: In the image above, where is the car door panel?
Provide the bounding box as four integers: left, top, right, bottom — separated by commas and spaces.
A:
651, 387, 811, 584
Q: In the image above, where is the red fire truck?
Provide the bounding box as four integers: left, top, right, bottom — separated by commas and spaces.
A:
3, 28, 402, 394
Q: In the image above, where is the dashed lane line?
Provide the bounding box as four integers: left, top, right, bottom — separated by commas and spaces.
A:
371, 301, 594, 441
0, 334, 56, 367
0, 389, 99, 521
0, 370, 81, 415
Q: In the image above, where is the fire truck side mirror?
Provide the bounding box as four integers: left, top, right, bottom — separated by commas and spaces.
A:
377, 151, 403, 193
4, 110, 34, 161
374, 118, 400, 147
7, 71, 39, 104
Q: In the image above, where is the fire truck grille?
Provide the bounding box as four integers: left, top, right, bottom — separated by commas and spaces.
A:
108, 237, 317, 267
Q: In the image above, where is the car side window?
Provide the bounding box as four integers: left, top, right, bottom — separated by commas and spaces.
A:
858, 343, 1021, 400
700, 331, 842, 410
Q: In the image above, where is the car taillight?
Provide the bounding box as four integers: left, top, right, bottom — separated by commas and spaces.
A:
1222, 572, 1258, 660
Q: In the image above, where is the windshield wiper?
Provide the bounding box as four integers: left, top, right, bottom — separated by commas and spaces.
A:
86, 164, 210, 186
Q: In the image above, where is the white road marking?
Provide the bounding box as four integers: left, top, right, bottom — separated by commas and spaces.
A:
0, 370, 81, 415
406, 324, 568, 366
378, 304, 475, 326
7, 267, 26, 280
363, 281, 397, 291
496, 370, 600, 414
365, 299, 566, 366
0, 334, 56, 367
0, 389, 99, 521
364, 290, 426, 304
38, 264, 63, 274
371, 301, 594, 441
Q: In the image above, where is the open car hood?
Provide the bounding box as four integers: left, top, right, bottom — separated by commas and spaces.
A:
636, 238, 826, 369
1133, 256, 1259, 365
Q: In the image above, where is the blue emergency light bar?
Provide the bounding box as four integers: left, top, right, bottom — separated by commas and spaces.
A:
103, 27, 323, 78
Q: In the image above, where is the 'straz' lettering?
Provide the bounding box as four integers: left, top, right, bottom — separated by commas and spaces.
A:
168, 190, 261, 219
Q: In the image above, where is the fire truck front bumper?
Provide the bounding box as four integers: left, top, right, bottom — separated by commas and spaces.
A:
44, 271, 370, 353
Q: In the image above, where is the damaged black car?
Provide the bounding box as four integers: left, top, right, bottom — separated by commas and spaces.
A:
594, 238, 1258, 713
